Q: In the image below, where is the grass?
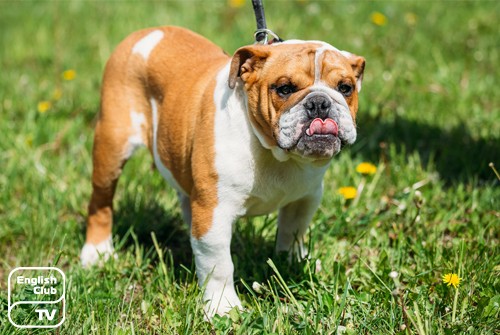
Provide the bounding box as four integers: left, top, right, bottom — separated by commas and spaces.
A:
0, 0, 499, 334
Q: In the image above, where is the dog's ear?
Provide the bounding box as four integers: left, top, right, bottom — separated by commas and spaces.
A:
228, 46, 270, 89
341, 51, 366, 92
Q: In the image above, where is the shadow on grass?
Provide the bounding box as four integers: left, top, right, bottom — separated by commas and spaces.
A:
112, 193, 307, 291
113, 194, 193, 268
354, 114, 500, 182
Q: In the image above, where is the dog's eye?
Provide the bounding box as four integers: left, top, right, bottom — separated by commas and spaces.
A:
275, 84, 296, 98
338, 83, 354, 97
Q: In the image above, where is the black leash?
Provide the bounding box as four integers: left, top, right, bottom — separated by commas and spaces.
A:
251, 0, 283, 44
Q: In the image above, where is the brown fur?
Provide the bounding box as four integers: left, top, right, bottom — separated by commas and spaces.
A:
86, 27, 229, 243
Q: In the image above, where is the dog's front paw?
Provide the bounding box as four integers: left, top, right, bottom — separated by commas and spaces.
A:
80, 235, 117, 268
203, 287, 242, 320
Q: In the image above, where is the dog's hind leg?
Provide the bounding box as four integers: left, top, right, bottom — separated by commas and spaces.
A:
81, 67, 150, 267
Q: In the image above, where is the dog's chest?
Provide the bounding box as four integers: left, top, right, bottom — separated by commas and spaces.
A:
214, 131, 325, 216
244, 157, 327, 216
212, 122, 327, 216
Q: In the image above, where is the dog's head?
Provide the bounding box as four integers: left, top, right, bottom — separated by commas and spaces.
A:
229, 41, 365, 163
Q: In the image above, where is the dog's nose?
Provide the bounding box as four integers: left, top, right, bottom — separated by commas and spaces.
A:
304, 94, 331, 119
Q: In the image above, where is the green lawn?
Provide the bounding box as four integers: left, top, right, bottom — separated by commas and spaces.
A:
1, 1, 499, 334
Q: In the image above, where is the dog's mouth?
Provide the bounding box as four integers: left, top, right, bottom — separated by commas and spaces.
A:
282, 117, 342, 160
305, 118, 339, 137
276, 104, 356, 162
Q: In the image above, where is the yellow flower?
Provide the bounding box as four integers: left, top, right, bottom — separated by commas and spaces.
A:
442, 273, 461, 289
371, 12, 387, 26
228, 0, 245, 8
37, 101, 52, 113
62, 69, 77, 81
338, 186, 357, 200
356, 162, 377, 175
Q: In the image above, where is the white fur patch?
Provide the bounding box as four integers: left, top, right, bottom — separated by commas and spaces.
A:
213, 64, 255, 205
278, 39, 339, 52
314, 46, 337, 84
190, 63, 249, 317
191, 230, 242, 319
314, 48, 325, 83
80, 235, 115, 268
150, 98, 187, 195
132, 30, 164, 61
126, 110, 146, 158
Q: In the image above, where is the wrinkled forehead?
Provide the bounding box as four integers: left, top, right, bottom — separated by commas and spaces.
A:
264, 40, 352, 82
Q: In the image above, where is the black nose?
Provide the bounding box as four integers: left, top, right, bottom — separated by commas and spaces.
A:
304, 94, 331, 119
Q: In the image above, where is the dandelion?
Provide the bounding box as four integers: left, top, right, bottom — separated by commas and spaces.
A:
37, 101, 51, 113
356, 162, 377, 175
442, 273, 461, 289
338, 186, 357, 200
370, 12, 387, 26
228, 0, 245, 8
443, 272, 462, 322
62, 69, 77, 81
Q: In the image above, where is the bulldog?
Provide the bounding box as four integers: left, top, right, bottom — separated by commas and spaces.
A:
81, 26, 365, 318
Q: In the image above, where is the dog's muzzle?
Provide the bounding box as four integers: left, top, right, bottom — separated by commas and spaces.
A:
277, 90, 356, 160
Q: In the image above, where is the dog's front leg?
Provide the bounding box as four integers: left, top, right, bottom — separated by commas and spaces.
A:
190, 197, 242, 319
276, 188, 323, 260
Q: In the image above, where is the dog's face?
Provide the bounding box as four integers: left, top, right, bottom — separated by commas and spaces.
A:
229, 41, 365, 162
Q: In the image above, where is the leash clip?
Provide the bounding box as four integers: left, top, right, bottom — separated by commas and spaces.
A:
254, 28, 283, 45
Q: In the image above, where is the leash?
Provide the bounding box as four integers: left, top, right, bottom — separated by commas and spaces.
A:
251, 0, 283, 44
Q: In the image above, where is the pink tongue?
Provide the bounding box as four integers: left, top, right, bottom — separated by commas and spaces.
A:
306, 118, 338, 136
